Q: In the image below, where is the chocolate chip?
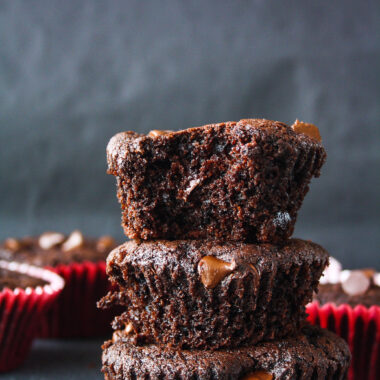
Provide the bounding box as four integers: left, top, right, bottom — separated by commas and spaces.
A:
124, 322, 134, 335
97, 236, 116, 252
241, 370, 273, 380
361, 268, 376, 280
112, 330, 123, 343
38, 232, 65, 250
341, 270, 371, 296
62, 230, 84, 252
198, 256, 236, 289
3, 238, 22, 252
291, 119, 321, 142
148, 130, 172, 137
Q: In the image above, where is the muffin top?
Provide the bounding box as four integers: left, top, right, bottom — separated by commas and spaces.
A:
0, 267, 48, 291
0, 230, 116, 267
316, 257, 380, 307
0, 260, 64, 293
107, 118, 324, 175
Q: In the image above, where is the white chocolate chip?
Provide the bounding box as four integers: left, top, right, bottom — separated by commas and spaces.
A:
320, 257, 342, 285
341, 270, 371, 297
38, 232, 65, 250
62, 230, 84, 252
373, 273, 380, 287
340, 269, 351, 283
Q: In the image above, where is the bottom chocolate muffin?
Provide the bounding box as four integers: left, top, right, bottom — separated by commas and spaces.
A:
102, 325, 350, 380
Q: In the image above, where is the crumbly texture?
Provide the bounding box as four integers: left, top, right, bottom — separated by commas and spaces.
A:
0, 268, 48, 291
102, 325, 350, 380
315, 283, 380, 308
99, 239, 329, 349
0, 235, 115, 267
107, 119, 326, 243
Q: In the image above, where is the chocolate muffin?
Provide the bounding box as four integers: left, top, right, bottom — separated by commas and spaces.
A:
107, 119, 326, 243
102, 324, 350, 380
0, 267, 48, 291
316, 268, 380, 308
0, 231, 115, 266
99, 239, 328, 349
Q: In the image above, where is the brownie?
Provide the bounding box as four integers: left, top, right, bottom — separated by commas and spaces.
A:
0, 231, 116, 267
107, 119, 326, 243
98, 239, 328, 349
315, 271, 380, 308
102, 324, 350, 380
0, 268, 48, 291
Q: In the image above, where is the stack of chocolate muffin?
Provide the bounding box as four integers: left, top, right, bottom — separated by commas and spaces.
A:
99, 119, 351, 379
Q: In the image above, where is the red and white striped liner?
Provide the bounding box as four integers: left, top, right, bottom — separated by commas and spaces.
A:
0, 260, 64, 372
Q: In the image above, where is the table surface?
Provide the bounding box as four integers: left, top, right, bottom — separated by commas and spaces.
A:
3, 338, 105, 379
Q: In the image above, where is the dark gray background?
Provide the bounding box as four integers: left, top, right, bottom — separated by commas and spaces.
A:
1, 0, 379, 273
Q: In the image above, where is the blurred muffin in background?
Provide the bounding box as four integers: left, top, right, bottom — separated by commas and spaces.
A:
307, 257, 380, 380
0, 260, 64, 372
0, 230, 117, 338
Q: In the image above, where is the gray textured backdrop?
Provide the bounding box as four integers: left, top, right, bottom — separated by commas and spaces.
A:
0, 0, 379, 269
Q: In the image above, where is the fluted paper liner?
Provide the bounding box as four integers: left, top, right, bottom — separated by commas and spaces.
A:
38, 261, 117, 338
307, 301, 380, 380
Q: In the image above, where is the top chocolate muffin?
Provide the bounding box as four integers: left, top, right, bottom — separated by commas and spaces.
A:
107, 119, 326, 243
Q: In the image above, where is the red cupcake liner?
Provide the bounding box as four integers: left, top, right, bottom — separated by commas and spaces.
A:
0, 260, 64, 372
307, 301, 380, 380
38, 261, 118, 338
